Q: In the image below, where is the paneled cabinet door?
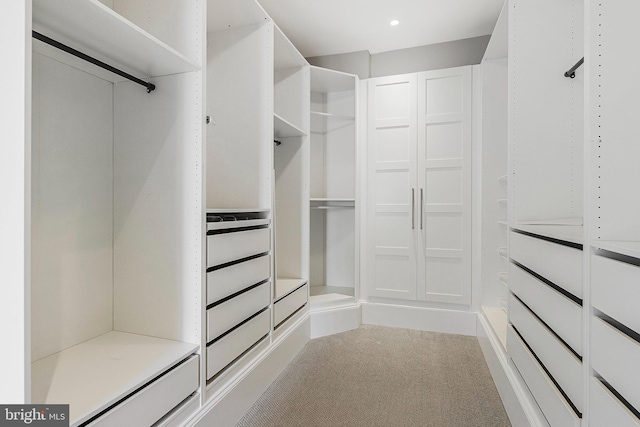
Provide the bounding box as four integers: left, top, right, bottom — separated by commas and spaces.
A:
367, 67, 472, 305
416, 67, 472, 304
367, 74, 418, 300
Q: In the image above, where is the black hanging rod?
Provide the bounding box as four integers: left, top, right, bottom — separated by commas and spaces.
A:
32, 31, 156, 93
564, 57, 584, 78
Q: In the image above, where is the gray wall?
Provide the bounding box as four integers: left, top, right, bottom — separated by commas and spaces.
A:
307, 35, 490, 79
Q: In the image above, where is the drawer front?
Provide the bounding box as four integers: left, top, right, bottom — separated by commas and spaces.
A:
592, 253, 640, 333
274, 284, 308, 327
509, 294, 583, 411
207, 254, 270, 305
89, 355, 199, 427
207, 227, 270, 267
510, 231, 582, 298
592, 316, 640, 412
507, 326, 580, 427
207, 282, 270, 342
509, 263, 582, 355
590, 378, 640, 427
207, 308, 270, 379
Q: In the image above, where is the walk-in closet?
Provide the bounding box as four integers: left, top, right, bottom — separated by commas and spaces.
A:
4, 0, 640, 426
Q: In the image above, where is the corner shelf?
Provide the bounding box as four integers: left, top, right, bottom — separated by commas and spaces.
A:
310, 111, 355, 121
274, 278, 307, 301
32, 0, 200, 81
274, 113, 307, 138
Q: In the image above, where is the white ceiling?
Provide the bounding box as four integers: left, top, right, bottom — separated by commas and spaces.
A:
258, 0, 504, 58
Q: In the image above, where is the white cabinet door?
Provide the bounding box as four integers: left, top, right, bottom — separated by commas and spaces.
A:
367, 68, 472, 304
417, 67, 472, 304
367, 74, 418, 300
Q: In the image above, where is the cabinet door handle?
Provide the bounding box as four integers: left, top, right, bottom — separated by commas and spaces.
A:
411, 188, 415, 229
420, 188, 424, 230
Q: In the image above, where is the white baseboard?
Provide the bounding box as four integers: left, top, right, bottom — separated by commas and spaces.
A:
361, 301, 477, 336
476, 312, 548, 427
188, 314, 311, 427
310, 304, 361, 338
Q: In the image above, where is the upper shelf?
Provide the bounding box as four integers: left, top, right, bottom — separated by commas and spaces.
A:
32, 0, 200, 81
311, 66, 357, 93
483, 0, 508, 61
274, 113, 307, 138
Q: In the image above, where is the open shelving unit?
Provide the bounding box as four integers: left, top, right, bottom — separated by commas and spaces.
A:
27, 0, 204, 425
309, 66, 359, 310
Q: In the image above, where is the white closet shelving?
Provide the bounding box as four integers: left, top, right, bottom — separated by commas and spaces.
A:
273, 24, 310, 330
588, 1, 640, 424
506, 0, 585, 425
479, 1, 508, 350
27, 0, 204, 425
205, 0, 310, 394
309, 66, 359, 310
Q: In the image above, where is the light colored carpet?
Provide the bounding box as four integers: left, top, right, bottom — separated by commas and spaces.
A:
236, 325, 511, 427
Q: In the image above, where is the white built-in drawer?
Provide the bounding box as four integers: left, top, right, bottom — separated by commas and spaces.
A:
507, 326, 580, 427
207, 227, 270, 267
88, 355, 199, 427
592, 316, 640, 413
590, 377, 640, 427
509, 294, 583, 411
509, 263, 582, 355
207, 308, 270, 379
207, 254, 270, 305
592, 253, 640, 333
510, 231, 582, 298
274, 284, 308, 328
207, 282, 270, 342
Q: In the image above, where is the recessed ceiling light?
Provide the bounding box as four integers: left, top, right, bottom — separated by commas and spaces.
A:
390, 19, 400, 26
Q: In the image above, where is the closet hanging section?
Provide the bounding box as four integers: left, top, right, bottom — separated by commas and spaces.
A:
32, 31, 156, 92
564, 57, 585, 78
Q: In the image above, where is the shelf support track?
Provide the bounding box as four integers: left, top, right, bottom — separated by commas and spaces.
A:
32, 31, 156, 93
564, 57, 584, 78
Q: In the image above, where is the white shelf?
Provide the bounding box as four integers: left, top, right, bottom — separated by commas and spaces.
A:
275, 277, 307, 301
498, 220, 508, 226
498, 175, 508, 183
592, 240, 640, 260
32, 0, 199, 82
274, 113, 307, 138
498, 272, 508, 286
31, 331, 198, 426
482, 306, 508, 350
512, 224, 584, 245
309, 293, 354, 311
498, 198, 508, 204
498, 247, 508, 261
310, 65, 357, 93
310, 111, 355, 121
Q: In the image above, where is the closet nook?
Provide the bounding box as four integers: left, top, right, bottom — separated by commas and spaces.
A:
309, 66, 359, 310
28, 0, 204, 425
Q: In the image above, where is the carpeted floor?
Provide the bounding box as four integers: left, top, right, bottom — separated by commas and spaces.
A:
236, 325, 511, 427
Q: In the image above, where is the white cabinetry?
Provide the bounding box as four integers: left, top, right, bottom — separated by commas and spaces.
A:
24, 0, 204, 425
367, 67, 472, 305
